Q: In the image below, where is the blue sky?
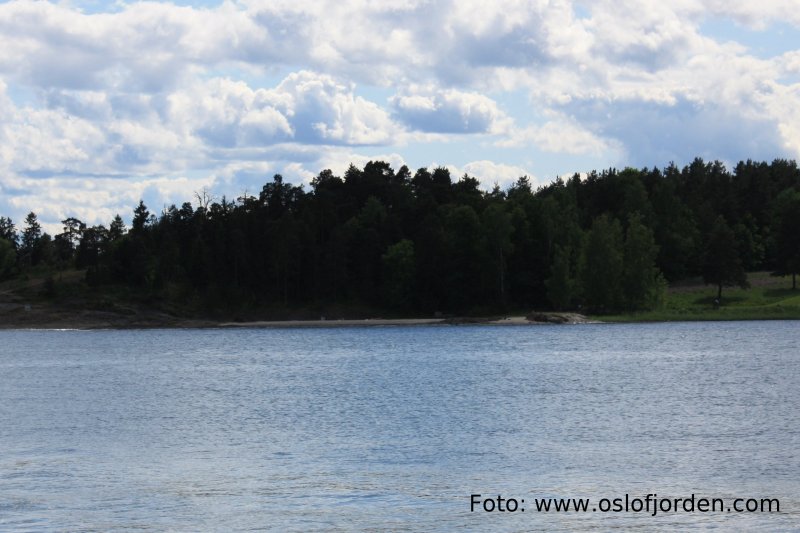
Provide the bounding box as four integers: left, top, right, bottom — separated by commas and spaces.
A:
0, 0, 799, 231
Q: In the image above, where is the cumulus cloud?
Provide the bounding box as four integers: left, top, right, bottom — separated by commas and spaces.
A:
2, 70, 401, 177
270, 72, 396, 145
543, 37, 800, 163
583, 0, 701, 71
0, 0, 592, 91
168, 72, 397, 151
515, 1, 800, 164
0, 0, 799, 226
0, 81, 107, 174
0, 0, 279, 92
391, 87, 510, 134
500, 114, 617, 156
0, 173, 216, 234
447, 160, 536, 191
700, 0, 800, 28
168, 78, 293, 149
565, 97, 786, 166
312, 150, 409, 179
202, 147, 411, 205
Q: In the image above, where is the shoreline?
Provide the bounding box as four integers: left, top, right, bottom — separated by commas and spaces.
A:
3, 271, 798, 330
3, 299, 800, 330
217, 314, 599, 328
0, 310, 600, 330
3, 313, 799, 330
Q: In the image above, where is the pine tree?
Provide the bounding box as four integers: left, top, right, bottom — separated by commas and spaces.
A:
20, 212, 42, 253
772, 189, 800, 290
622, 213, 665, 310
546, 245, 575, 310
580, 214, 624, 312
703, 216, 748, 302
0, 216, 16, 246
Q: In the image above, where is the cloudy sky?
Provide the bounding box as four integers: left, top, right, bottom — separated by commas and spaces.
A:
1, 0, 799, 231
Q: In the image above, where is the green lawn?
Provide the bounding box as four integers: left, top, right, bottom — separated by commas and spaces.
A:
599, 272, 800, 322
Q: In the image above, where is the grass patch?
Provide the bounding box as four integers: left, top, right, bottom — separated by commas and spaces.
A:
599, 272, 800, 322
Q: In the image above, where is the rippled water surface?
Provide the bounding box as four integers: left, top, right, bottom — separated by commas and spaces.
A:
1, 322, 799, 531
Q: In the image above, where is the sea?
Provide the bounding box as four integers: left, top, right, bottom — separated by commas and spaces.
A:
1, 321, 798, 531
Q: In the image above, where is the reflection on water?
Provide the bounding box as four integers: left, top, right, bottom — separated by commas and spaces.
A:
1, 322, 799, 531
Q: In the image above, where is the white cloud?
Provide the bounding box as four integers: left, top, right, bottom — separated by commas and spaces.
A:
168, 77, 293, 149
269, 71, 396, 145
0, 82, 107, 173
447, 160, 536, 191
762, 83, 800, 158
700, 0, 800, 29
314, 150, 408, 179
518, 1, 800, 164
0, 172, 216, 234
500, 115, 618, 156
0, 0, 595, 91
584, 0, 701, 71
169, 72, 397, 149
1, 69, 401, 178
0, 0, 799, 226
391, 87, 510, 134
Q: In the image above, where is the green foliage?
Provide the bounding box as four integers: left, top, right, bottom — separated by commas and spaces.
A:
601, 271, 800, 322
0, 238, 16, 279
703, 216, 749, 300
0, 216, 16, 245
545, 245, 575, 310
60, 217, 85, 250
443, 205, 484, 311
131, 201, 150, 233
649, 177, 700, 280
20, 212, 42, 267
481, 203, 514, 304
622, 213, 665, 310
1, 156, 798, 318
109, 214, 126, 241
580, 214, 624, 312
772, 188, 800, 289
381, 239, 415, 309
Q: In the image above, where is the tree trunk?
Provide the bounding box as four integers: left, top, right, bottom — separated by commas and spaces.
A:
717, 283, 722, 302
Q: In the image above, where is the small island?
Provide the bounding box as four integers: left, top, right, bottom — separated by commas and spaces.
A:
1, 158, 799, 328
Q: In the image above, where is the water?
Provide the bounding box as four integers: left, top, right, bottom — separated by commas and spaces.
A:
1, 322, 798, 531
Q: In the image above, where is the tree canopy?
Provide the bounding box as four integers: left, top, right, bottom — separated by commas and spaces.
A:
2, 156, 798, 315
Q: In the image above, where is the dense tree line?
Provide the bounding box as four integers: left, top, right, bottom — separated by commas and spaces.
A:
1, 157, 799, 315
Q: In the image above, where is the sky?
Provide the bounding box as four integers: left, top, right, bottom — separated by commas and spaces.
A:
1, 0, 799, 232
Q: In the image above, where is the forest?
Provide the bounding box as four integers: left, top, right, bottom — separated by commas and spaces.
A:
1, 157, 799, 317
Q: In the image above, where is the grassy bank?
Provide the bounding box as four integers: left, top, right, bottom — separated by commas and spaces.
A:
599, 272, 800, 322
3, 268, 800, 328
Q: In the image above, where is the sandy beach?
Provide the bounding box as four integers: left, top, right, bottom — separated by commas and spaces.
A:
0, 305, 597, 329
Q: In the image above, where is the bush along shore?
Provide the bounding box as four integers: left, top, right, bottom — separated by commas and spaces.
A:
599, 271, 800, 322
0, 268, 796, 329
